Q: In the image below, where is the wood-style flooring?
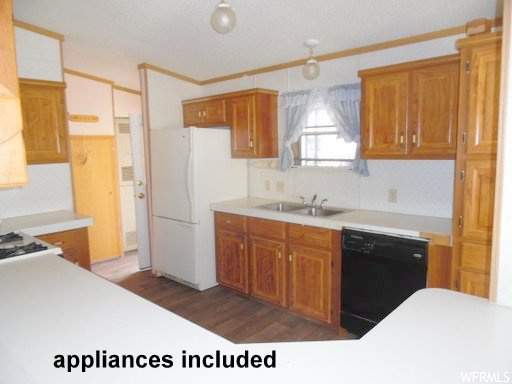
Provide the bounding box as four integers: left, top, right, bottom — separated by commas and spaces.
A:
94, 254, 356, 343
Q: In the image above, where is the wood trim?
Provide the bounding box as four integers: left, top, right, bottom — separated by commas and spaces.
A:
112, 84, 141, 95
420, 232, 452, 247
19, 78, 66, 88
63, 68, 114, 85
358, 54, 459, 77
489, 3, 511, 302
137, 63, 202, 85
456, 32, 503, 49
13, 19, 64, 41
182, 88, 278, 104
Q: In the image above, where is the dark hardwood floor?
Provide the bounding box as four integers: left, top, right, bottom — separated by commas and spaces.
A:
95, 255, 356, 343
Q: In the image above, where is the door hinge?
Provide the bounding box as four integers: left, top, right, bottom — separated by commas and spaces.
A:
462, 131, 467, 144
458, 216, 463, 229
465, 60, 470, 74
460, 170, 465, 182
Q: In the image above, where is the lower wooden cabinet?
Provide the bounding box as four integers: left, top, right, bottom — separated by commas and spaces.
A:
459, 269, 490, 298
38, 227, 91, 270
214, 212, 340, 326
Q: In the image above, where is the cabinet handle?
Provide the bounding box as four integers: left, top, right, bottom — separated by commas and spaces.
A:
460, 170, 465, 182
54, 241, 64, 246
458, 216, 463, 229
399, 133, 404, 146
249, 139, 254, 148
203, 111, 207, 117
277, 251, 282, 259
462, 131, 467, 144
225, 220, 231, 224
197, 111, 201, 118
412, 133, 416, 145
288, 253, 292, 262
240, 242, 244, 251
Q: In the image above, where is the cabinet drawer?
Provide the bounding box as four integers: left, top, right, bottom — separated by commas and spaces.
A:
38, 228, 91, 270
287, 223, 333, 248
214, 212, 247, 233
459, 242, 491, 273
248, 217, 286, 240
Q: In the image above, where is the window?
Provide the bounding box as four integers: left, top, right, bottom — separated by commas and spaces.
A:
293, 109, 356, 167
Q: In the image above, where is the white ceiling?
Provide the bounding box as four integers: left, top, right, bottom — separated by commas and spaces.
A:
13, 0, 501, 81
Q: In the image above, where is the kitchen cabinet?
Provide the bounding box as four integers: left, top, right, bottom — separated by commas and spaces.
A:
0, 0, 28, 188
182, 89, 278, 158
215, 213, 340, 326
359, 55, 459, 159
182, 99, 227, 127
214, 212, 248, 293
19, 79, 69, 164
452, 32, 501, 298
38, 227, 91, 270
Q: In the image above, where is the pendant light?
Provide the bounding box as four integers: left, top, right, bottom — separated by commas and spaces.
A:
210, 0, 236, 34
302, 39, 320, 80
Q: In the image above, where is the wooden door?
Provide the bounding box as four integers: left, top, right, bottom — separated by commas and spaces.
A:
410, 62, 458, 157
361, 72, 408, 157
19, 80, 68, 164
459, 270, 489, 298
70, 136, 122, 263
182, 102, 204, 126
229, 95, 257, 157
250, 237, 286, 307
216, 230, 248, 293
203, 99, 227, 125
462, 159, 496, 242
465, 43, 501, 155
288, 245, 332, 323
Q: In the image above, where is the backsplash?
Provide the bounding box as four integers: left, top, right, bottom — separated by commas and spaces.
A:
248, 160, 454, 218
0, 164, 74, 219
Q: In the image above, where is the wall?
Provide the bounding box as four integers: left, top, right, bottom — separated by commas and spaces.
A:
113, 89, 141, 117
201, 35, 462, 218
0, 28, 74, 219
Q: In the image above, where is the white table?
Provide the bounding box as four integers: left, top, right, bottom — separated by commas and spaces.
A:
1, 253, 510, 383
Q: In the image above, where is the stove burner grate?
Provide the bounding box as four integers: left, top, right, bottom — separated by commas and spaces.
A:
0, 232, 23, 244
0, 242, 48, 260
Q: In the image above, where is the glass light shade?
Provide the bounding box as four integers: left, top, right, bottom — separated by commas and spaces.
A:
210, 2, 236, 34
303, 58, 320, 80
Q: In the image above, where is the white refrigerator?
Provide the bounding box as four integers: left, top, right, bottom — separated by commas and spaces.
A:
150, 127, 247, 291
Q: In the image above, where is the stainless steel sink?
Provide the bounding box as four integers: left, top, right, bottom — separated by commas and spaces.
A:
293, 207, 345, 217
258, 202, 304, 212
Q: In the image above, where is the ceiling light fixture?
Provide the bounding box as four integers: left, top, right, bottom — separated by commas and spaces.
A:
210, 0, 236, 34
302, 39, 320, 80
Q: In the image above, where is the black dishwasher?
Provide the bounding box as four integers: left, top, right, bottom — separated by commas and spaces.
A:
341, 229, 428, 337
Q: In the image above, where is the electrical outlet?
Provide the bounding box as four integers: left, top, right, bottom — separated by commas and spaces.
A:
388, 188, 398, 203
276, 181, 285, 193
264, 180, 271, 192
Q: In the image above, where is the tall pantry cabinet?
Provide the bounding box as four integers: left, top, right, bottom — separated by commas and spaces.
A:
452, 32, 502, 298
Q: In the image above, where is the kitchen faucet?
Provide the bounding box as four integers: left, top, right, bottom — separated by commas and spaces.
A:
310, 194, 318, 207
300, 194, 326, 208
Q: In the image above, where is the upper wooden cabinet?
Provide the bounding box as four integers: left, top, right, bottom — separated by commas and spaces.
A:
452, 32, 501, 299
0, 0, 28, 187
359, 55, 459, 159
19, 79, 69, 164
182, 99, 227, 127
182, 89, 278, 158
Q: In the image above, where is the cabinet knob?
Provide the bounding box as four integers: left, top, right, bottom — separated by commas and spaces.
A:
137, 192, 145, 199
277, 251, 282, 259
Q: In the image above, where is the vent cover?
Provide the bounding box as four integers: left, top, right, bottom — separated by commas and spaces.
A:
125, 231, 138, 247
122, 166, 134, 181
118, 122, 130, 134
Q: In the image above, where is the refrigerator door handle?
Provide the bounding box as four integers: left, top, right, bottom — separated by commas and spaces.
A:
186, 149, 195, 222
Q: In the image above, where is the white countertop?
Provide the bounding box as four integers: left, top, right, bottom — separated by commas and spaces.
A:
0, 253, 510, 383
0, 210, 93, 235
211, 197, 452, 239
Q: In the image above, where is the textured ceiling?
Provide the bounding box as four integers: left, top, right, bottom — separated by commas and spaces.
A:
13, 0, 501, 81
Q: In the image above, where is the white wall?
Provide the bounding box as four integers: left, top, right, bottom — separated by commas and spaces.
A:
114, 89, 141, 117
0, 28, 74, 219
202, 35, 463, 218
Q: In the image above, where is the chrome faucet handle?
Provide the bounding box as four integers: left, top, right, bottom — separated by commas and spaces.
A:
310, 194, 318, 207
320, 199, 328, 209
299, 196, 308, 205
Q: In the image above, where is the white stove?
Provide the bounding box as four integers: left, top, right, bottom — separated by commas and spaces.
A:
0, 231, 62, 263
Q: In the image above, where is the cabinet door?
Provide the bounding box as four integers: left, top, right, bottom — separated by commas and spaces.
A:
289, 245, 332, 323
203, 99, 227, 125
19, 80, 68, 164
410, 62, 458, 157
250, 237, 286, 307
183, 102, 204, 127
465, 43, 501, 155
459, 269, 489, 298
229, 95, 257, 157
361, 72, 408, 158
38, 228, 91, 270
216, 230, 248, 293
462, 159, 496, 242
